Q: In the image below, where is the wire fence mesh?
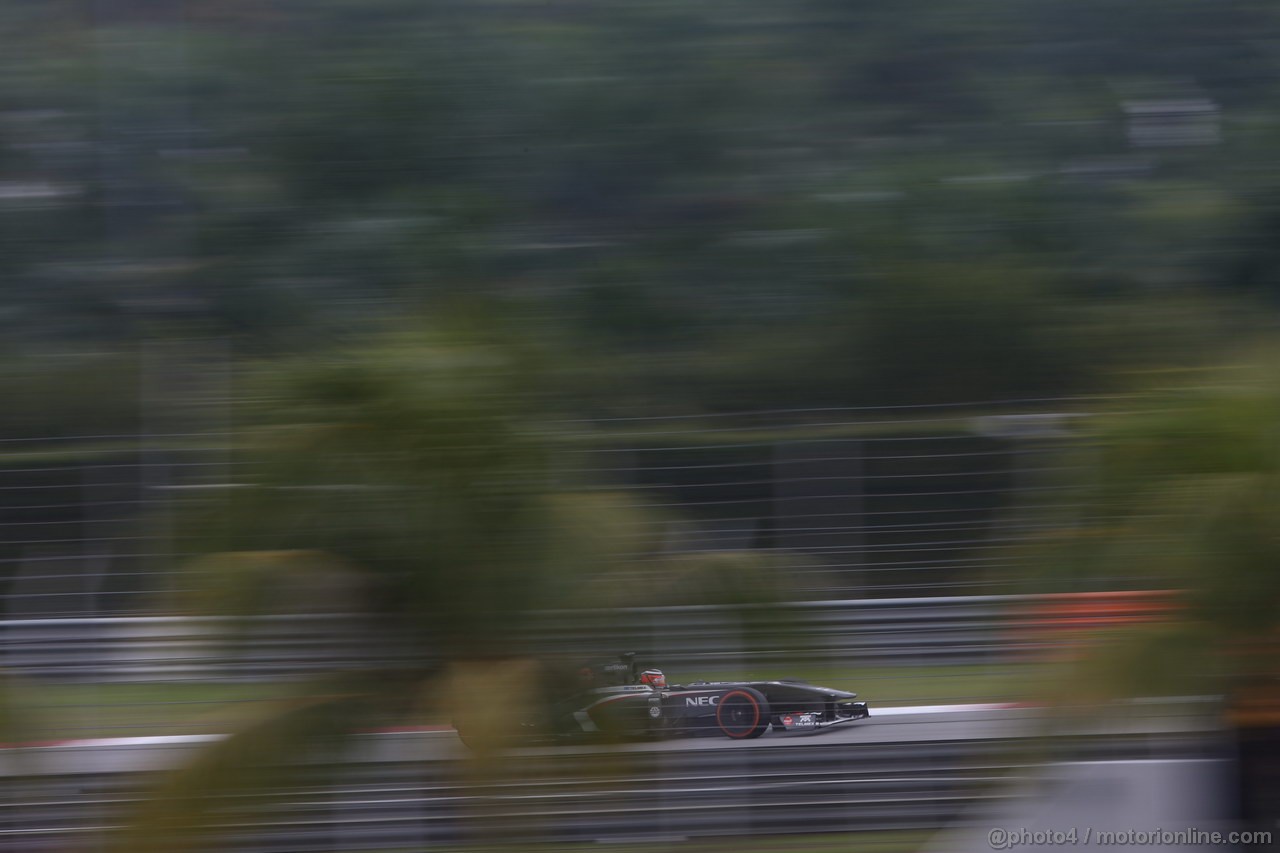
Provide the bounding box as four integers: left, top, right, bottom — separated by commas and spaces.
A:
0, 396, 1107, 620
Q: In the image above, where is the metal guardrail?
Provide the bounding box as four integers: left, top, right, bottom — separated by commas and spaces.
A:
0, 592, 1174, 681
529, 594, 1047, 667
0, 614, 395, 682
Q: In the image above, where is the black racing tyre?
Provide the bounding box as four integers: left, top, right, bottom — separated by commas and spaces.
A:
452, 720, 478, 750
715, 687, 771, 739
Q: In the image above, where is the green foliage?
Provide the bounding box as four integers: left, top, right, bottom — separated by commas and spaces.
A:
1038, 620, 1223, 706
852, 264, 1090, 402
180, 328, 571, 652
0, 351, 141, 438
2, 0, 1277, 410
1015, 363, 1280, 700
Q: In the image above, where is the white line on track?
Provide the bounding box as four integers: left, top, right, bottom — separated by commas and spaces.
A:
870, 702, 1019, 716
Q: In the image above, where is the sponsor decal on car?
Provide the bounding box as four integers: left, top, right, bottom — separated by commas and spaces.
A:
685, 695, 719, 707
778, 712, 818, 729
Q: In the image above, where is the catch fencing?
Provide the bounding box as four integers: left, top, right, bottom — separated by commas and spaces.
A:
0, 399, 1108, 620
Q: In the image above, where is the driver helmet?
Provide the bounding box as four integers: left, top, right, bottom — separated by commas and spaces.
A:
639, 669, 667, 690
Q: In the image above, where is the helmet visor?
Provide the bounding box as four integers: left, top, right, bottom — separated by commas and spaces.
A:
640, 670, 666, 689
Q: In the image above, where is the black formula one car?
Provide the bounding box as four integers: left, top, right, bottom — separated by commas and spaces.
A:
454, 653, 869, 747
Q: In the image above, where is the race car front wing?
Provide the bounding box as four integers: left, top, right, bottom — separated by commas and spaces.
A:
773, 700, 869, 732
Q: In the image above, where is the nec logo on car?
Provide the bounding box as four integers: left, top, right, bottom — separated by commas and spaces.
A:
685, 695, 719, 707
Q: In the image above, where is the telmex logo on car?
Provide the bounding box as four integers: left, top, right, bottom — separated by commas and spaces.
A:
685, 695, 719, 707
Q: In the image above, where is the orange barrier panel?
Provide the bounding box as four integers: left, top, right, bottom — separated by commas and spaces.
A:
1011, 589, 1182, 658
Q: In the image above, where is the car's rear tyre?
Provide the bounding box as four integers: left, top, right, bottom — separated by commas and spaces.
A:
715, 687, 770, 739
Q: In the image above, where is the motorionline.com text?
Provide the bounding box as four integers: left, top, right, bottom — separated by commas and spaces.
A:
988, 826, 1272, 848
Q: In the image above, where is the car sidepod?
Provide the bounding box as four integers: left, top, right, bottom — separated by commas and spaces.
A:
572, 685, 662, 735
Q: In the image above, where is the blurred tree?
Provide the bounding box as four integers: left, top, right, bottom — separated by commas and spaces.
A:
112, 327, 571, 849
119, 325, 789, 849
187, 333, 562, 651
2, 0, 1274, 411
850, 263, 1090, 403
1014, 367, 1280, 829
0, 350, 142, 439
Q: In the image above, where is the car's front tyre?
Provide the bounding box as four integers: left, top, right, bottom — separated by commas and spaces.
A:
715, 687, 771, 739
